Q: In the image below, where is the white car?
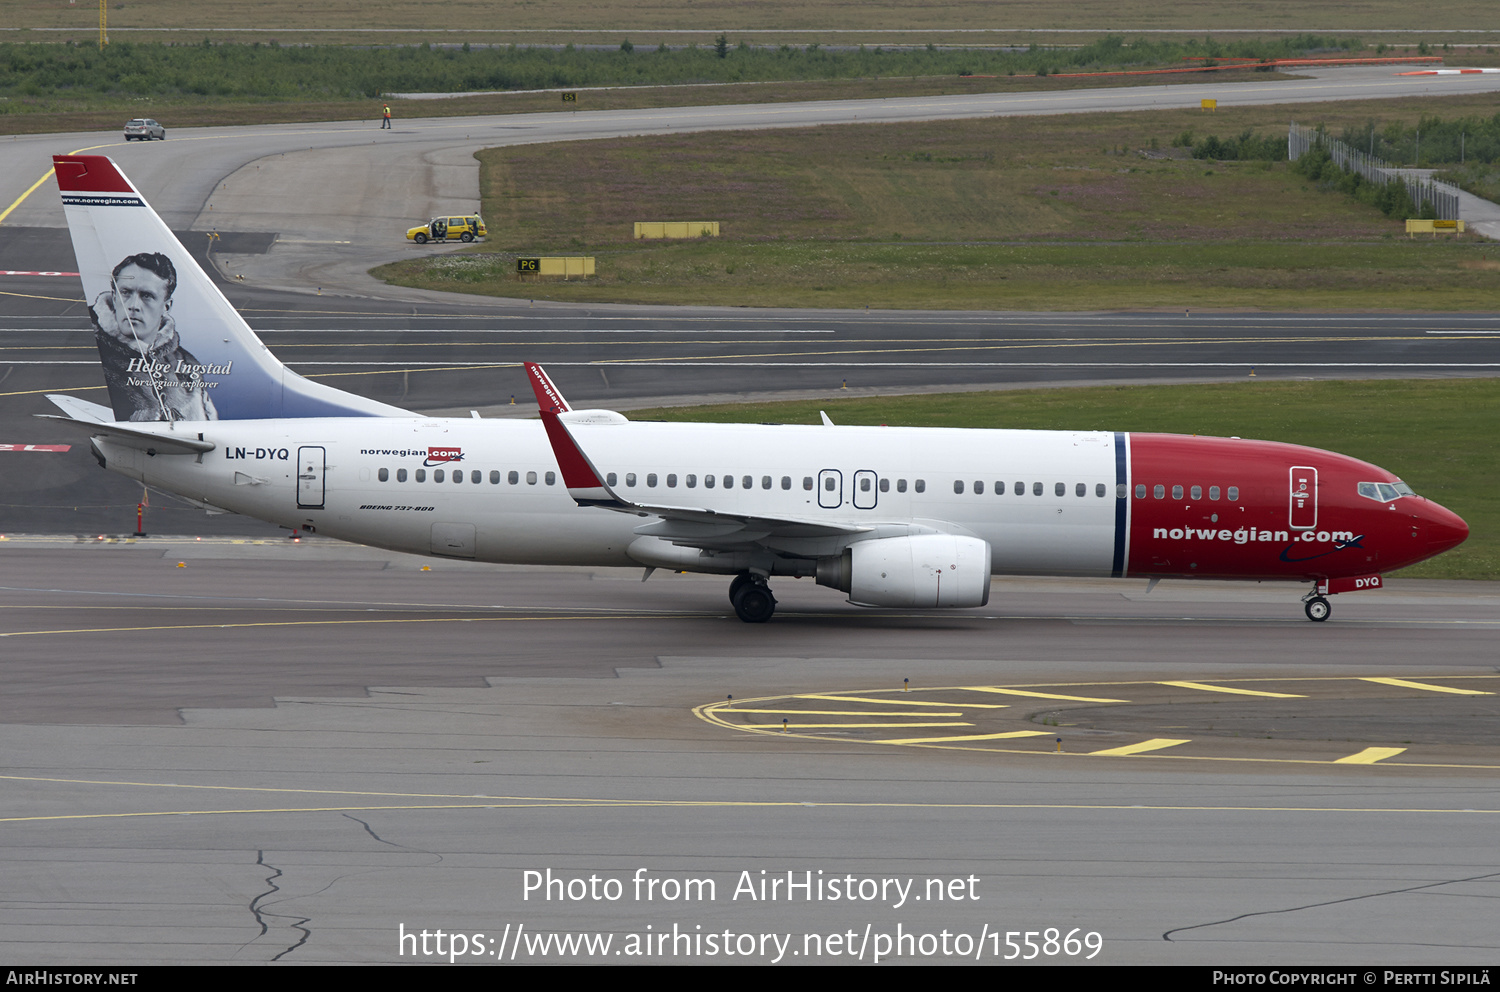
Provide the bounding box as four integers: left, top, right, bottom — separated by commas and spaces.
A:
124, 119, 166, 141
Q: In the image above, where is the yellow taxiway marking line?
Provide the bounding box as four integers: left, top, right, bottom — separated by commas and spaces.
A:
1158, 680, 1307, 698
795, 693, 1007, 708
1335, 747, 1409, 764
878, 731, 1052, 745
1088, 738, 1192, 757
718, 709, 964, 717
0, 614, 711, 637
1360, 677, 1494, 696
964, 686, 1128, 703
6, 797, 1500, 825
762, 722, 973, 730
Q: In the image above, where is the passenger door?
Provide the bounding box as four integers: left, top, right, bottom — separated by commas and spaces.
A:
297, 446, 326, 509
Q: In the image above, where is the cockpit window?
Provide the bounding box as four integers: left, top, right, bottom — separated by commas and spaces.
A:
1359, 480, 1414, 503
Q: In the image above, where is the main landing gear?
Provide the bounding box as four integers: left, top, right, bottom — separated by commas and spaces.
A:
729, 571, 777, 623
1302, 592, 1331, 622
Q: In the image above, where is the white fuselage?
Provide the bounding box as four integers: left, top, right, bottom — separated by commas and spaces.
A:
96, 417, 1124, 576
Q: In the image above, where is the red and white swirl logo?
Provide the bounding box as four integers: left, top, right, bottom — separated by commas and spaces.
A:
424, 447, 464, 466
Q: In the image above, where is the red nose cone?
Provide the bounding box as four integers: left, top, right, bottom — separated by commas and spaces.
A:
1422, 500, 1469, 557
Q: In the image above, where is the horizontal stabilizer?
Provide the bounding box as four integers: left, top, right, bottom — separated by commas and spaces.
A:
44, 394, 114, 424
36, 414, 216, 455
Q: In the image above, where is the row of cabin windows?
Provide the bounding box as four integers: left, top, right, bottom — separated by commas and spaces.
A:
371, 468, 1157, 500
954, 480, 1113, 497
1136, 484, 1241, 501
605, 474, 933, 493
377, 467, 556, 486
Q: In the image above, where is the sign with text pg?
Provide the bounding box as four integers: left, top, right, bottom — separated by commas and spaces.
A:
517, 258, 540, 272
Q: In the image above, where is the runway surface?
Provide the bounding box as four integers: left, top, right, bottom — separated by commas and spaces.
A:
5, 66, 1500, 296
2, 70, 1498, 966
2, 538, 1498, 965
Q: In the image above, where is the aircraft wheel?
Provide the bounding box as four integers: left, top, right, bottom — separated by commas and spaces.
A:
1304, 596, 1331, 622
732, 583, 776, 623
728, 572, 754, 605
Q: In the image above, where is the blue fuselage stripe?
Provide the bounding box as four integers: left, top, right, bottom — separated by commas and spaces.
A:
1112, 432, 1128, 577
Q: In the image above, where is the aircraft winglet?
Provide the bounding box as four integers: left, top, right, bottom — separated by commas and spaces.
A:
525, 362, 571, 414
527, 363, 624, 507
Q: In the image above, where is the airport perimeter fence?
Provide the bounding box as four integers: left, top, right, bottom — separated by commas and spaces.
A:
1288, 122, 1461, 220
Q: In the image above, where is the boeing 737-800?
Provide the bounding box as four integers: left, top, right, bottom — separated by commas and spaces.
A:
44, 155, 1468, 622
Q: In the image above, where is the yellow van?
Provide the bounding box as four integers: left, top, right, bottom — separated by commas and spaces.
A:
406, 215, 487, 244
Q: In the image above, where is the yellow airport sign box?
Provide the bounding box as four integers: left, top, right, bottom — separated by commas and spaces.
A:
634, 221, 720, 239
1405, 219, 1465, 236
517, 256, 595, 279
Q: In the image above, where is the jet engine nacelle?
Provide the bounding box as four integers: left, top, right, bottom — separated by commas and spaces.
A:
818, 534, 992, 608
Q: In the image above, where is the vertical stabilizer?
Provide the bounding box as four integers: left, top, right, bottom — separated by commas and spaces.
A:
54, 155, 412, 422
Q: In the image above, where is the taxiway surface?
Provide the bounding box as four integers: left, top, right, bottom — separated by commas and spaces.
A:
2, 538, 1498, 964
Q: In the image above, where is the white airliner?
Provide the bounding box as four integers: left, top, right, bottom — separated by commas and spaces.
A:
45, 154, 1468, 622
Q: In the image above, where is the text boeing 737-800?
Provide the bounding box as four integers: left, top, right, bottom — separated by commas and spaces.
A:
43, 154, 1468, 622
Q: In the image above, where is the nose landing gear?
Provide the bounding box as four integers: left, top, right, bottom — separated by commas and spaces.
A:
729, 571, 777, 623
1302, 591, 1331, 622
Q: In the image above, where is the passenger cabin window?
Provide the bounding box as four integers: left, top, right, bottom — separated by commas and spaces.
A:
434, 469, 445, 483
879, 478, 889, 493
781, 476, 791, 490
1153, 484, 1164, 499
705, 475, 716, 489
526, 471, 537, 485
762, 476, 772, 490
954, 480, 965, 494
1014, 481, 1024, 496
397, 468, 407, 483
668, 474, 678, 487
607, 472, 617, 486
490, 471, 500, 484
1055, 482, 1066, 497
1172, 485, 1182, 500
914, 479, 926, 493
1227, 486, 1239, 501
626, 473, 637, 487
416, 469, 427, 483
1032, 482, 1043, 496
1209, 486, 1220, 500
1076, 483, 1086, 497
896, 479, 907, 493
378, 468, 389, 482
803, 477, 813, 491
687, 475, 697, 488
509, 471, 519, 485
545, 472, 556, 485
648, 474, 658, 487
1190, 485, 1202, 500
